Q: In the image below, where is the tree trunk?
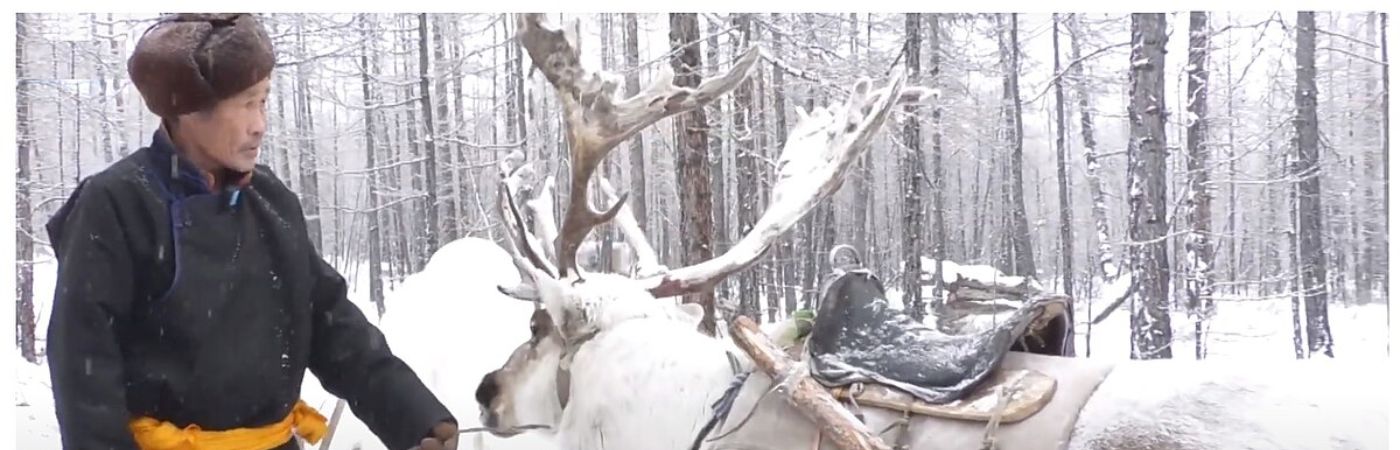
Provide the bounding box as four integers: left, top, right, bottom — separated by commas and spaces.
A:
623, 13, 649, 252
418, 13, 441, 255
92, 14, 113, 164
1003, 14, 1036, 278
754, 64, 775, 322
1289, 154, 1306, 359
1068, 15, 1117, 290
598, 13, 618, 273
1294, 12, 1334, 358
1051, 13, 1076, 356
403, 14, 425, 272
295, 16, 322, 253
432, 15, 460, 242
731, 13, 760, 320
852, 14, 873, 259
1377, 12, 1390, 295
1224, 21, 1239, 299
670, 13, 717, 335
275, 60, 293, 180
360, 13, 385, 318
1381, 12, 1391, 344
902, 13, 927, 321
503, 13, 521, 242
451, 16, 474, 236
1185, 11, 1216, 360
16, 12, 38, 363
108, 13, 126, 158
770, 14, 797, 318
927, 14, 947, 306
1127, 13, 1173, 360
706, 16, 728, 282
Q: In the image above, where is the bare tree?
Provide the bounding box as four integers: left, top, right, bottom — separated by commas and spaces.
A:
16, 12, 38, 363
1184, 11, 1216, 360
767, 14, 799, 319
1294, 11, 1335, 358
1128, 13, 1173, 360
294, 15, 322, 253
418, 13, 441, 255
670, 13, 719, 335
431, 15, 459, 242
359, 13, 386, 317
1051, 13, 1076, 356
901, 13, 927, 321
927, 14, 947, 303
1001, 13, 1036, 278
623, 14, 648, 249
1067, 15, 1118, 357
1380, 12, 1390, 310
731, 13, 761, 320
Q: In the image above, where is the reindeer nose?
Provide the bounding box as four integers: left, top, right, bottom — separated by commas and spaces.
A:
476, 370, 501, 406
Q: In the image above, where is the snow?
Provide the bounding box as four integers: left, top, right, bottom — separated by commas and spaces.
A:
919, 257, 1044, 292
16, 237, 554, 450
1068, 355, 1389, 450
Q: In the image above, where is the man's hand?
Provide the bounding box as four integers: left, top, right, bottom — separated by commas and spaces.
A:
410, 421, 458, 450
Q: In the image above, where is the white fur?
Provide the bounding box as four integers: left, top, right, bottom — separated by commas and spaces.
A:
489, 283, 1389, 450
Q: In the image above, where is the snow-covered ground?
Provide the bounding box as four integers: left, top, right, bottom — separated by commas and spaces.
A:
14, 239, 1392, 449
913, 257, 1389, 361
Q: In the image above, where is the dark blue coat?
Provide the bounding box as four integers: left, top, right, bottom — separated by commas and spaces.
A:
45, 128, 453, 450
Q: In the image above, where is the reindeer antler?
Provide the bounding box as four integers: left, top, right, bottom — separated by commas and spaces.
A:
515, 13, 760, 278
497, 153, 558, 299
639, 74, 935, 298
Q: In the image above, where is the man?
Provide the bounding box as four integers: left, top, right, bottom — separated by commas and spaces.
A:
45, 13, 459, 450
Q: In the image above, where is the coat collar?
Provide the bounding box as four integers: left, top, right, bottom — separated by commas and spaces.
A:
146, 126, 254, 198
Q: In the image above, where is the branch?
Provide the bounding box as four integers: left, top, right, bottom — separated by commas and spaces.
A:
728, 316, 892, 450
1318, 46, 1388, 66
1023, 41, 1132, 106
1090, 275, 1139, 325
1316, 27, 1379, 48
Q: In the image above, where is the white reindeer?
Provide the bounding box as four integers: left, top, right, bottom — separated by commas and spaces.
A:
470, 13, 1388, 450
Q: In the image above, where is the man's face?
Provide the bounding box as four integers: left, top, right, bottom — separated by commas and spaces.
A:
175, 77, 271, 173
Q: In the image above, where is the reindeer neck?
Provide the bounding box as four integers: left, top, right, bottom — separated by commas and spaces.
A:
555, 308, 744, 450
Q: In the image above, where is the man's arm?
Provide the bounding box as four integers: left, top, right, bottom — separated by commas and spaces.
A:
305, 251, 455, 450
44, 180, 140, 449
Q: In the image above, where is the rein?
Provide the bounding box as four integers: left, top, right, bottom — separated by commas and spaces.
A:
459, 424, 552, 435
554, 328, 601, 409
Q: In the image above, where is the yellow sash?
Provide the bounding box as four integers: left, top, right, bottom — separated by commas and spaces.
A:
129, 399, 328, 450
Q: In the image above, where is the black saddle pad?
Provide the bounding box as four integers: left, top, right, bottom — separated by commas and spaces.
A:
806, 270, 1063, 404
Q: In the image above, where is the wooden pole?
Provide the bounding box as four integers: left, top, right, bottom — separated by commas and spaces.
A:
729, 316, 893, 450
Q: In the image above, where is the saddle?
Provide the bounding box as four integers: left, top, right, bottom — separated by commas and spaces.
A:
801, 269, 1069, 424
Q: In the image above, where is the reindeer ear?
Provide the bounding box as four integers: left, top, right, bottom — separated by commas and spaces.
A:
498, 283, 540, 301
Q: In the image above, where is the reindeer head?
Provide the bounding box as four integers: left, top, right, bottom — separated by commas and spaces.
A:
473, 13, 935, 438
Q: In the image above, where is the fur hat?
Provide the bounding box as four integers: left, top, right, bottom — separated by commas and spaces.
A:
128, 13, 275, 118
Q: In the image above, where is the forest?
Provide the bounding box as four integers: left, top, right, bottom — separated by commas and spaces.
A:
13, 12, 1390, 364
